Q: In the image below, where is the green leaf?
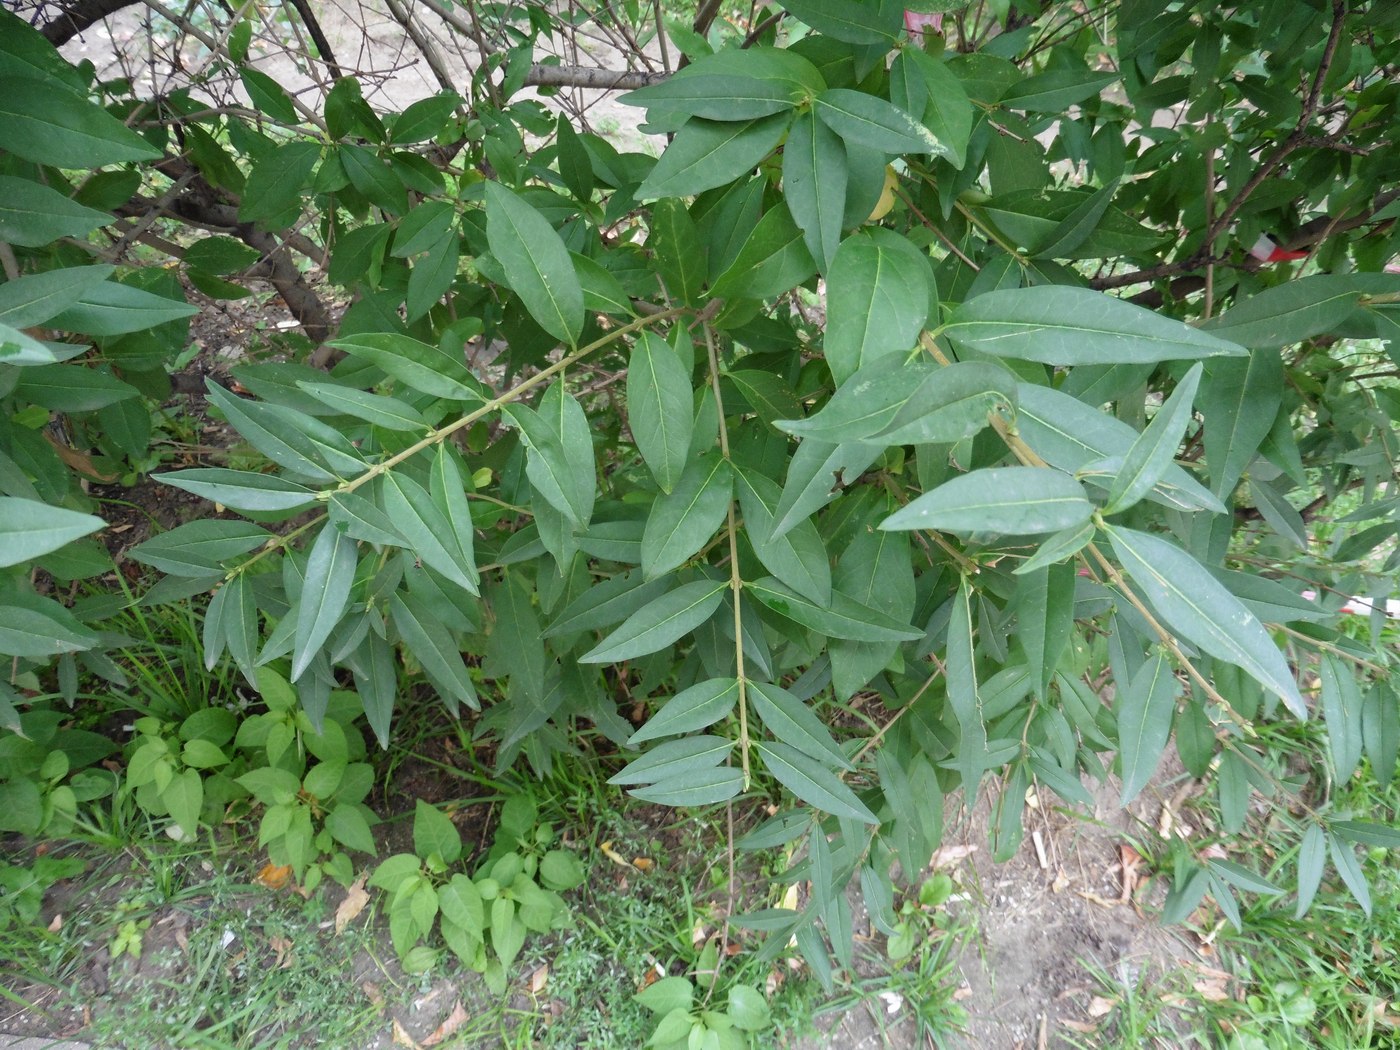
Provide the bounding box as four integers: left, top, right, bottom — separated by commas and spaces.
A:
1001, 70, 1118, 111
406, 230, 460, 321
745, 577, 921, 643
389, 592, 479, 710
325, 805, 377, 854
824, 229, 932, 384
635, 975, 694, 1015
509, 399, 593, 529
484, 182, 583, 345
641, 453, 732, 579
875, 360, 1017, 446
772, 439, 879, 537
1016, 560, 1074, 699
726, 985, 772, 1032
708, 199, 816, 301
749, 681, 849, 769
329, 491, 402, 547
722, 369, 804, 431
629, 678, 740, 744
240, 67, 298, 122
783, 108, 847, 273
0, 596, 98, 658
945, 287, 1245, 365
608, 735, 732, 785
240, 141, 320, 223
628, 331, 694, 494
893, 49, 971, 168
1198, 349, 1282, 499
381, 472, 479, 593
0, 497, 104, 568
620, 74, 797, 121
881, 466, 1093, 535
155, 469, 317, 513
14, 364, 138, 411
1330, 820, 1400, 849
0, 323, 60, 366
0, 263, 114, 329
1328, 833, 1371, 917
163, 768, 203, 838
946, 580, 988, 795
296, 381, 429, 432
206, 382, 359, 482
0, 176, 113, 247
220, 574, 259, 684
777, 353, 937, 443
635, 113, 791, 201
1319, 655, 1363, 782
341, 143, 408, 214
0, 76, 160, 167
129, 519, 268, 577
49, 281, 196, 336
329, 332, 483, 402
1202, 274, 1400, 349
1104, 362, 1202, 514
1294, 823, 1326, 918
1117, 650, 1181, 805
1034, 177, 1122, 259
390, 92, 461, 143
578, 579, 727, 664
777, 0, 901, 43
291, 526, 357, 682
815, 88, 941, 155
543, 569, 671, 638
736, 469, 831, 605
1106, 526, 1305, 718
756, 741, 876, 823
649, 199, 707, 305
413, 799, 463, 864
628, 764, 745, 807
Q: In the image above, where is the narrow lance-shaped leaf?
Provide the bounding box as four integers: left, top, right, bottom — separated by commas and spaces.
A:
629, 677, 740, 745
736, 469, 831, 606
824, 230, 931, 385
627, 332, 693, 494
782, 108, 847, 274
745, 577, 921, 643
1319, 655, 1363, 782
291, 526, 358, 682
485, 182, 583, 346
1198, 349, 1282, 500
1117, 650, 1181, 805
0, 497, 105, 569
635, 113, 792, 201
1106, 526, 1306, 717
640, 453, 732, 580
882, 466, 1093, 535
1103, 362, 1202, 514
327, 333, 483, 403
756, 741, 877, 823
946, 579, 988, 796
579, 579, 727, 664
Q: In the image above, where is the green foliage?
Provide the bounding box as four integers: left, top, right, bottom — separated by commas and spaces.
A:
2, 0, 1400, 997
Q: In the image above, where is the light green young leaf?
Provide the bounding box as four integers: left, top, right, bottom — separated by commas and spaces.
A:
946, 287, 1245, 365
291, 526, 357, 682
0, 596, 98, 658
1117, 650, 1180, 805
1104, 362, 1202, 514
756, 741, 876, 823
882, 466, 1093, 535
640, 453, 732, 579
1106, 526, 1305, 718
628, 331, 694, 494
635, 113, 791, 201
49, 281, 197, 336
484, 182, 583, 345
579, 579, 727, 664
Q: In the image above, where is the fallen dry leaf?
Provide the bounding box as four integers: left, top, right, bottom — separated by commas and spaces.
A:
952, 985, 972, 1002
1119, 845, 1143, 903
1193, 979, 1230, 1002
631, 857, 654, 872
361, 980, 385, 1007
255, 863, 293, 891
421, 1000, 469, 1047
391, 1017, 421, 1049
1076, 889, 1120, 909
1060, 1019, 1098, 1034
930, 844, 977, 869
269, 934, 294, 969
47, 913, 62, 933
1051, 869, 1071, 894
335, 874, 370, 935
599, 840, 631, 868
1087, 995, 1117, 1018
529, 964, 549, 995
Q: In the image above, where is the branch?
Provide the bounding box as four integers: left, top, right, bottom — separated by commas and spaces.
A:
523, 64, 668, 90
41, 0, 141, 44
282, 0, 345, 81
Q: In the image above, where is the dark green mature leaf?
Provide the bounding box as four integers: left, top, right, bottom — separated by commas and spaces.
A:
757, 741, 876, 823
508, 400, 592, 528
708, 199, 816, 300
332, 333, 484, 403
0, 76, 159, 167
579, 579, 727, 663
291, 526, 357, 681
778, 0, 902, 44
825, 229, 932, 384
608, 735, 732, 784
0, 497, 104, 568
485, 182, 583, 346
1319, 655, 1362, 782
1106, 526, 1305, 717
1001, 70, 1118, 111
783, 108, 847, 273
629, 678, 740, 744
207, 382, 363, 482
1294, 823, 1326, 918
815, 88, 941, 155
1016, 560, 1074, 699
50, 281, 196, 336
745, 577, 921, 642
1202, 274, 1400, 349
777, 353, 938, 443
296, 382, 429, 431
1328, 832, 1371, 917
381, 472, 479, 593
946, 579, 988, 795
877, 360, 1017, 445
156, 469, 317, 512
628, 767, 745, 807
14, 364, 138, 411
635, 113, 791, 200
1198, 349, 1282, 499
736, 470, 831, 605
641, 453, 732, 579
882, 466, 1093, 535
772, 439, 881, 538
649, 199, 707, 304
390, 592, 479, 710
1104, 362, 1202, 514
749, 681, 849, 768
0, 176, 113, 247
620, 74, 797, 121
1117, 650, 1180, 805
628, 331, 694, 494
341, 143, 408, 214
0, 596, 98, 658
240, 141, 320, 223
893, 48, 971, 168
129, 520, 269, 577
543, 569, 671, 638
945, 287, 1245, 365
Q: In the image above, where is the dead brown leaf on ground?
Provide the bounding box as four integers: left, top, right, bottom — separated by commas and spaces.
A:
335, 874, 370, 934
421, 999, 468, 1046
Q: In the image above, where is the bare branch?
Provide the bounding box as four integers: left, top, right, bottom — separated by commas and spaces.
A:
40, 0, 140, 45
523, 63, 668, 90
282, 0, 345, 81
